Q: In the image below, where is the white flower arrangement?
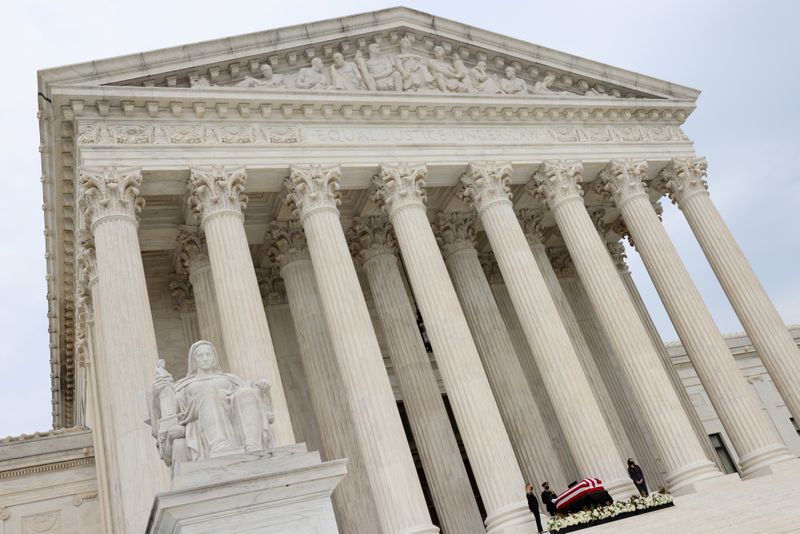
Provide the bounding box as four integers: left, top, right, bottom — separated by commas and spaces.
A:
547, 492, 674, 532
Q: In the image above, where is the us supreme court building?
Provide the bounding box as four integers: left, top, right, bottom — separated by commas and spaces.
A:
4, 6, 800, 534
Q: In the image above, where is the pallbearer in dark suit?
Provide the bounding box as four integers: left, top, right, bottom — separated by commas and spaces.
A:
525, 483, 544, 533
541, 481, 558, 516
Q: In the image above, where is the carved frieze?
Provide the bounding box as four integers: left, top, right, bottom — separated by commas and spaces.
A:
76, 122, 688, 147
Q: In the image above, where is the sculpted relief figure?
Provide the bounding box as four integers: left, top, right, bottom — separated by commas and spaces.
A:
236, 64, 285, 89
428, 46, 467, 93
295, 57, 331, 90
149, 340, 276, 470
330, 51, 366, 90
359, 42, 402, 91
468, 60, 503, 94
395, 36, 436, 92
499, 66, 529, 94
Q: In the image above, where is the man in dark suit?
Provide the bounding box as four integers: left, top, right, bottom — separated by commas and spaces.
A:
541, 481, 558, 516
525, 483, 544, 533
627, 458, 649, 497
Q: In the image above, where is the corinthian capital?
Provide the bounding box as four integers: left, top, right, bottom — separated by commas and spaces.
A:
348, 216, 398, 265
174, 226, 208, 274
517, 208, 549, 245
285, 164, 342, 219
479, 253, 504, 285
169, 274, 195, 313
256, 268, 287, 306
458, 161, 513, 212
597, 160, 649, 208
76, 231, 97, 286
371, 163, 428, 215
607, 240, 629, 273
187, 166, 248, 223
529, 161, 584, 210
79, 166, 144, 228
657, 157, 709, 204
547, 246, 577, 278
269, 220, 309, 269
434, 212, 477, 258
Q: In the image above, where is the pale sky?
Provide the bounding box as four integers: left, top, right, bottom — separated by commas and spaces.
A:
1, 0, 798, 437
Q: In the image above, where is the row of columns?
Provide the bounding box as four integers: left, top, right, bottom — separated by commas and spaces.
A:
77, 156, 800, 533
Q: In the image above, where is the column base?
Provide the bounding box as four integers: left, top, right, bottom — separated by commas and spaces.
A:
147, 444, 346, 534
603, 477, 639, 501
671, 471, 740, 497
739, 444, 798, 478
665, 459, 725, 495
485, 501, 538, 534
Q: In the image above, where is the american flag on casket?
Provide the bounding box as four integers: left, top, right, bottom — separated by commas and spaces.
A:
555, 478, 613, 514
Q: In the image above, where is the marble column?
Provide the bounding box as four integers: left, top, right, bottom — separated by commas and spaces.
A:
372, 163, 540, 534
168, 274, 200, 355
550, 247, 667, 489
530, 160, 721, 493
257, 267, 321, 455
604, 240, 720, 471
186, 166, 293, 445
269, 221, 380, 534
285, 164, 436, 534
79, 167, 169, 533
659, 157, 800, 423
515, 210, 644, 475
174, 227, 225, 366
349, 216, 485, 534
457, 162, 634, 501
602, 160, 796, 476
481, 256, 578, 488
434, 212, 569, 495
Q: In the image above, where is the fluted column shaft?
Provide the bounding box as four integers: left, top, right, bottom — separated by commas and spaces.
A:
355, 232, 484, 534
188, 257, 225, 364
458, 162, 633, 501
605, 162, 795, 476
188, 167, 293, 445
661, 158, 800, 423
532, 161, 720, 493
373, 164, 536, 534
278, 253, 380, 534
286, 164, 436, 534
80, 167, 169, 533
438, 218, 568, 497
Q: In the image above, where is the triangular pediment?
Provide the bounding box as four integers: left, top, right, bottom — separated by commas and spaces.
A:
38, 7, 698, 102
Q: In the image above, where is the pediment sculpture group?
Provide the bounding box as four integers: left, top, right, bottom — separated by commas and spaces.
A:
191, 37, 592, 96
148, 340, 276, 471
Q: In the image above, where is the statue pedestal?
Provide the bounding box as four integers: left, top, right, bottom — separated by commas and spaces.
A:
146, 444, 346, 534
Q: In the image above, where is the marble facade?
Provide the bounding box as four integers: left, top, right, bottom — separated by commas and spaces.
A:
25, 6, 800, 533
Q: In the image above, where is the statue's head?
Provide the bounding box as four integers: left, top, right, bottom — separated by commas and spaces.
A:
368, 43, 380, 56
476, 60, 487, 70
187, 340, 222, 375
259, 64, 273, 79
505, 66, 516, 79
400, 36, 411, 51
333, 52, 345, 67
433, 46, 445, 59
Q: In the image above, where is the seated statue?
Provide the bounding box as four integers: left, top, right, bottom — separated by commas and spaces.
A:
235, 64, 285, 89
149, 340, 276, 470
295, 57, 331, 90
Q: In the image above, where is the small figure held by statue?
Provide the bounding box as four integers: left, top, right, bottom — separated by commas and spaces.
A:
148, 340, 276, 473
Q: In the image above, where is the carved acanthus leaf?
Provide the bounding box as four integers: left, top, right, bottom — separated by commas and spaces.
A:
371, 163, 428, 215
597, 160, 649, 207
79, 166, 144, 227
433, 212, 476, 258
174, 227, 207, 274
517, 208, 549, 244
547, 246, 577, 278
169, 274, 194, 312
347, 216, 397, 264
285, 164, 342, 219
657, 157, 709, 204
187, 166, 248, 223
529, 160, 584, 210
256, 267, 287, 306
458, 161, 513, 212
268, 220, 309, 269
479, 253, 504, 284
607, 240, 629, 272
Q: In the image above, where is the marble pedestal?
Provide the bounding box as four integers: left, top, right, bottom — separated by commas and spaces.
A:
146, 444, 346, 534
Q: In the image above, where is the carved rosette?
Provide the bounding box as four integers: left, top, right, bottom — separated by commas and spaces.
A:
433, 212, 477, 258
607, 240, 629, 273
79, 166, 145, 228
529, 160, 584, 211
186, 166, 248, 223
597, 160, 649, 208
285, 164, 342, 220
547, 246, 577, 278
371, 163, 428, 215
479, 253, 504, 285
169, 274, 195, 313
457, 161, 513, 213
657, 157, 709, 205
256, 267, 288, 306
174, 227, 207, 274
268, 220, 310, 269
347, 216, 398, 265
